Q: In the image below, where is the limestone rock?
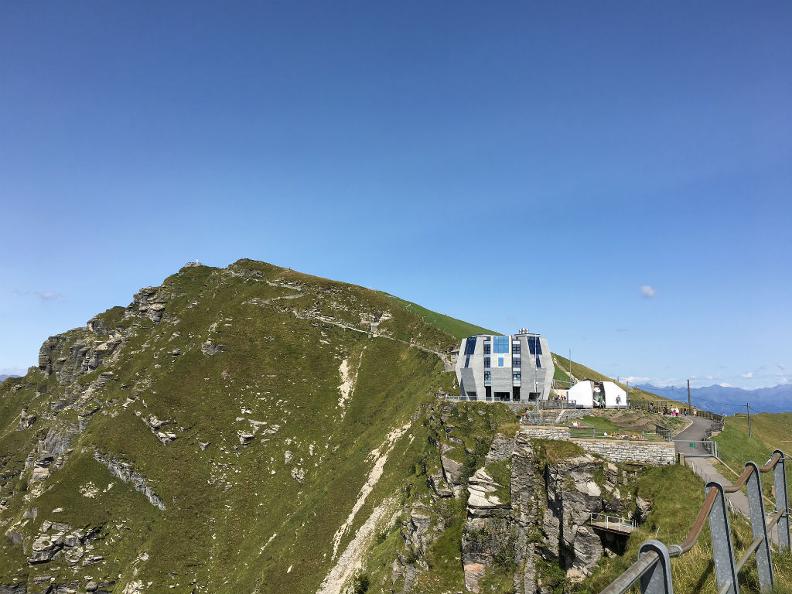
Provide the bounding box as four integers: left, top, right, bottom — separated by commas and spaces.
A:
201, 341, 224, 356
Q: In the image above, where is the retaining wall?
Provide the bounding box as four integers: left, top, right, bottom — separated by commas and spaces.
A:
520, 426, 676, 466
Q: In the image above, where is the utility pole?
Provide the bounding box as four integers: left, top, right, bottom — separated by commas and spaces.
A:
746, 403, 752, 438
687, 379, 692, 413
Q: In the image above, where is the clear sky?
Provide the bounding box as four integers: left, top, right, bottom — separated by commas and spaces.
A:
1, 2, 790, 388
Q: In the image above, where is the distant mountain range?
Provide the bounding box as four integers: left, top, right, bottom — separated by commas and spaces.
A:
638, 383, 792, 414
0, 374, 14, 383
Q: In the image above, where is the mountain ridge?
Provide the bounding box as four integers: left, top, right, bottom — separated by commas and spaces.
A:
0, 258, 683, 593
638, 383, 792, 414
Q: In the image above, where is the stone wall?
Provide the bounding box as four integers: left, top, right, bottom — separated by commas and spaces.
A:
570, 439, 675, 466
520, 426, 571, 440
520, 426, 676, 466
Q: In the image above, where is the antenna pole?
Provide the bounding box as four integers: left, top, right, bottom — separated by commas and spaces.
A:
746, 402, 752, 438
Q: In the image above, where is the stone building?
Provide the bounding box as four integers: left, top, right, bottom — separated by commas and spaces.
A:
454, 329, 554, 402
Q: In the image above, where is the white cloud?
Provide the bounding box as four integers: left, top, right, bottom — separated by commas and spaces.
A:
640, 285, 656, 298
741, 371, 753, 379
11, 289, 64, 302
622, 376, 651, 384
34, 290, 63, 301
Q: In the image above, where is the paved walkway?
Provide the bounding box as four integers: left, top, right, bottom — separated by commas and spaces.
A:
674, 415, 715, 457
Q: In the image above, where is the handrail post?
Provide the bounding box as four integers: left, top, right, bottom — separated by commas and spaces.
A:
707, 482, 739, 594
745, 462, 773, 590
773, 450, 790, 551
639, 540, 674, 594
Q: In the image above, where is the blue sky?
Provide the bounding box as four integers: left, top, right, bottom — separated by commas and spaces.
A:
1, 1, 790, 388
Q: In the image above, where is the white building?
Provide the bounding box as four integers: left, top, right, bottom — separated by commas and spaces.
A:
454, 329, 554, 402
567, 380, 628, 409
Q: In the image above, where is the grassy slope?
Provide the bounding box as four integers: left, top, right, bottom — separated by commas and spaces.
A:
715, 413, 792, 500
0, 261, 459, 592
0, 258, 693, 593
387, 296, 495, 340
583, 464, 792, 594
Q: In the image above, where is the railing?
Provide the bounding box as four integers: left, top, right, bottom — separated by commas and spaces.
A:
601, 450, 790, 594
628, 400, 724, 424
539, 400, 584, 409
674, 439, 719, 458
590, 512, 638, 531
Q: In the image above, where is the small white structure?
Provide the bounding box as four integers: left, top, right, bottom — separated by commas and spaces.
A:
567, 380, 628, 409
568, 381, 594, 408
603, 381, 627, 408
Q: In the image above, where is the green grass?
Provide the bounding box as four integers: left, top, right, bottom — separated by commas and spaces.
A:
532, 438, 586, 464
714, 413, 792, 499
387, 295, 495, 340
582, 463, 792, 594
0, 260, 467, 592
484, 458, 511, 504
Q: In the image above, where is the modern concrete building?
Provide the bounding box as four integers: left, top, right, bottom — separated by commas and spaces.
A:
567, 380, 628, 408
454, 329, 554, 402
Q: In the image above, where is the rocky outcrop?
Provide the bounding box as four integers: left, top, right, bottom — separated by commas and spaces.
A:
467, 468, 509, 516
93, 451, 166, 510
462, 436, 515, 592
17, 410, 35, 431
28, 521, 100, 565
391, 505, 434, 592
541, 453, 613, 582
450, 428, 642, 592
128, 286, 169, 323
38, 330, 122, 386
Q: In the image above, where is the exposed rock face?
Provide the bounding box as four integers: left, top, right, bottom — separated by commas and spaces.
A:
28, 522, 100, 565
93, 451, 166, 510
440, 446, 464, 488
467, 468, 508, 516
541, 453, 612, 581
201, 340, 224, 355
512, 431, 542, 593
128, 286, 169, 323
448, 428, 640, 593
17, 410, 36, 431
391, 505, 434, 592
461, 434, 517, 593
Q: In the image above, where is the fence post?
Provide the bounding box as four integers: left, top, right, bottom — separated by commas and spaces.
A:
707, 482, 739, 594
774, 450, 790, 551
638, 540, 674, 594
744, 462, 773, 590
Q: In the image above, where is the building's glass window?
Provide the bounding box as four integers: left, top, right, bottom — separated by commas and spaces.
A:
512, 356, 520, 368
484, 371, 491, 384
464, 337, 477, 356
493, 336, 509, 353
513, 372, 521, 381
498, 357, 504, 367
484, 357, 490, 369
535, 356, 542, 368
527, 337, 537, 355
484, 343, 491, 355
512, 341, 521, 354
535, 338, 542, 355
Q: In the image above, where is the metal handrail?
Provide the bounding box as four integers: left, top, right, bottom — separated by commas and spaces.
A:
600, 449, 790, 594
590, 512, 638, 530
